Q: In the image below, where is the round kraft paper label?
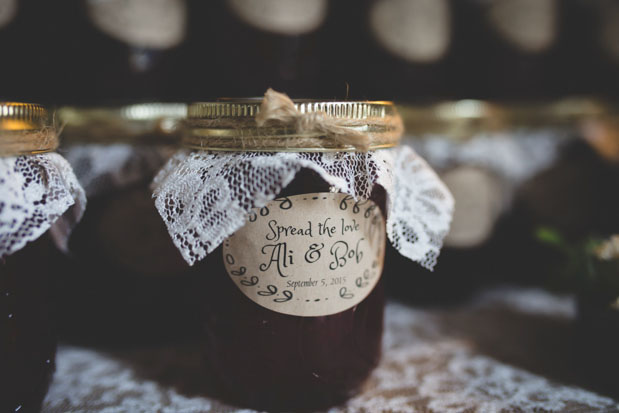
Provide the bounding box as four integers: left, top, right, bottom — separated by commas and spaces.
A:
223, 193, 386, 317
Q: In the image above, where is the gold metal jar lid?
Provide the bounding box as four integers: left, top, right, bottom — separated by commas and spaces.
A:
57, 103, 187, 145
184, 94, 403, 152
0, 102, 57, 156
399, 98, 619, 140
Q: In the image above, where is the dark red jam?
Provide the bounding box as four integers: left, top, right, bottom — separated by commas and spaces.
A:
0, 236, 56, 412
195, 169, 386, 411
55, 185, 195, 346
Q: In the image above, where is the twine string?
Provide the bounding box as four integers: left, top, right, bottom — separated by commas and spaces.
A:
256, 88, 372, 151
0, 127, 58, 156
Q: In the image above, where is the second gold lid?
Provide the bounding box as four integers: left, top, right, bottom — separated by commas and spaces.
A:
0, 102, 57, 156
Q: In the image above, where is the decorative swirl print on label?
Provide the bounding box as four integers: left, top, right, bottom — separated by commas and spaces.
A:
222, 193, 386, 317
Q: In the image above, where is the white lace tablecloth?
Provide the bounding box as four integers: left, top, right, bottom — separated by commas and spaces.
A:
43, 287, 619, 413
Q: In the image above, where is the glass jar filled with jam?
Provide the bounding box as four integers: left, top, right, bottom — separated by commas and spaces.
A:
54, 103, 194, 346
150, 91, 421, 411
0, 103, 84, 412
197, 177, 387, 410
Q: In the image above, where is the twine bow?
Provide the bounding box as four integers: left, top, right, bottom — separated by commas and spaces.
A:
256, 89, 372, 151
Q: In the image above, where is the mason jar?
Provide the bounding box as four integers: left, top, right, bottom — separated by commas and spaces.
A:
54, 103, 194, 346
0, 103, 84, 412
177, 97, 402, 410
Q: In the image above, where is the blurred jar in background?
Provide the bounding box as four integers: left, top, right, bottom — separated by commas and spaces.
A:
456, 0, 559, 100
541, 0, 619, 99
185, 0, 327, 98
370, 0, 450, 66
43, 0, 187, 104
515, 101, 619, 245
585, 0, 619, 99
334, 0, 455, 100
1, 103, 85, 412
0, 0, 18, 65
0, 0, 55, 102
54, 103, 196, 346
0, 0, 16, 27
327, 0, 562, 101
385, 100, 590, 302
499, 102, 619, 294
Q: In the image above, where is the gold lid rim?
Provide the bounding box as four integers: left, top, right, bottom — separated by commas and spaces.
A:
196, 97, 394, 104
184, 99, 402, 152
188, 100, 394, 120
57, 103, 187, 144
0, 102, 49, 128
398, 97, 619, 140
0, 102, 57, 156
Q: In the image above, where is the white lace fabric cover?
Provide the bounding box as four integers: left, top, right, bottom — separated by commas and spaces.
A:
61, 143, 175, 198
0, 153, 86, 258
152, 146, 454, 270
409, 128, 569, 184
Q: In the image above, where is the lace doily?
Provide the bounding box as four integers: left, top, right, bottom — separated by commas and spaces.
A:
43, 287, 619, 413
152, 146, 454, 270
61, 144, 175, 198
409, 128, 569, 184
0, 153, 86, 257
408, 129, 569, 247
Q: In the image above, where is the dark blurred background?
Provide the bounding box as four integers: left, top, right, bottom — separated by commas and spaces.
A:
1, 0, 618, 104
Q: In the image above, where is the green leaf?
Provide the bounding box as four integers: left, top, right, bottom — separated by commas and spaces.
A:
535, 227, 565, 247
